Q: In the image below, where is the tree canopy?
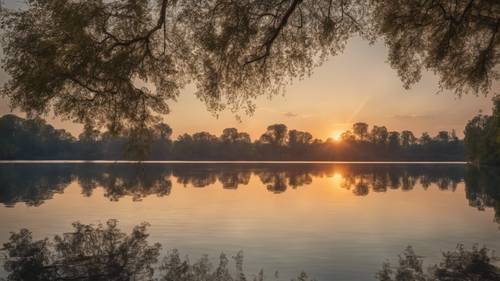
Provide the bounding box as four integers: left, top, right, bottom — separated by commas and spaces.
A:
1, 0, 498, 132
464, 96, 500, 165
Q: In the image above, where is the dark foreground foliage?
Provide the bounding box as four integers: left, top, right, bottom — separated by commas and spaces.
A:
376, 245, 500, 281
1, 220, 315, 281
465, 96, 500, 165
1, 220, 499, 281
0, 114, 464, 161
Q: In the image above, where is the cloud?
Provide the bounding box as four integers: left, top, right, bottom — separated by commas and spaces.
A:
392, 114, 434, 120
283, 112, 299, 118
259, 107, 313, 119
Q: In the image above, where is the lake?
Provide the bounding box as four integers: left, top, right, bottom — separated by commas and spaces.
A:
0, 162, 499, 280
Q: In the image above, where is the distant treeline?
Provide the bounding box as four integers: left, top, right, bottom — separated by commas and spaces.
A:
0, 114, 464, 161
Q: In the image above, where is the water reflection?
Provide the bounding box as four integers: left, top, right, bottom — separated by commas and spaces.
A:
1, 219, 316, 281
2, 219, 498, 281
465, 167, 500, 225
0, 164, 499, 224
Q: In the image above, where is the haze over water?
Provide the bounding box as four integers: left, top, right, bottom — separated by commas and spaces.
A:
0, 163, 499, 280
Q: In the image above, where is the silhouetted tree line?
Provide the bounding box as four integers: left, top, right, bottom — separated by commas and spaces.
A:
0, 115, 464, 161
1, 219, 499, 281
465, 96, 500, 165
1, 164, 498, 226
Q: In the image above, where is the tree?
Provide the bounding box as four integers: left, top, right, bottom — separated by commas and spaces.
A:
3, 0, 497, 136
288, 130, 313, 146
435, 131, 451, 143
153, 123, 173, 141
464, 96, 500, 165
78, 124, 101, 144
0, 0, 370, 134
388, 131, 401, 149
341, 130, 356, 142
370, 125, 389, 144
400, 130, 416, 148
220, 128, 239, 144
259, 124, 288, 146
352, 122, 369, 141
0, 114, 76, 159
419, 132, 432, 146
236, 132, 251, 144
373, 0, 500, 97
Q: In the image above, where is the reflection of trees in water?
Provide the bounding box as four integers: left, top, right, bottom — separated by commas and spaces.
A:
2, 220, 498, 281
218, 171, 251, 189
0, 164, 499, 224
376, 245, 500, 281
465, 167, 500, 225
0, 164, 75, 207
173, 166, 252, 189
77, 165, 172, 201
1, 220, 315, 281
259, 171, 288, 193
2, 220, 160, 281
0, 164, 172, 205
338, 166, 463, 195
258, 168, 314, 193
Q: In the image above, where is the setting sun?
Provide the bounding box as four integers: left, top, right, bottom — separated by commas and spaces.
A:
331, 131, 343, 141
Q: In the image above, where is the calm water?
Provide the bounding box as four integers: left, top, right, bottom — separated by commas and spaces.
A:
0, 163, 499, 280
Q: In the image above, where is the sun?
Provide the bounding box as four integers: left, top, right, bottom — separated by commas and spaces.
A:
331, 131, 343, 142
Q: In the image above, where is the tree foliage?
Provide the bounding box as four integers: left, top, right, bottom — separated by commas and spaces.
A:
2, 0, 498, 133
376, 245, 500, 281
464, 96, 500, 165
373, 0, 500, 96
0, 114, 76, 159
0, 0, 371, 133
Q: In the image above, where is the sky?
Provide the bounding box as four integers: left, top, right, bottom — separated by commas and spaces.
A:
0, 1, 496, 140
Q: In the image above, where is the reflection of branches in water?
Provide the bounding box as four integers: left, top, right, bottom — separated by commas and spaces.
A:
2, 220, 160, 281
1, 164, 499, 225
465, 167, 500, 225
0, 164, 75, 207
174, 171, 218, 188
173, 166, 252, 189
376, 245, 500, 281
218, 171, 251, 189
259, 171, 288, 193
339, 165, 464, 195
78, 165, 172, 201
1, 220, 315, 281
2, 220, 499, 281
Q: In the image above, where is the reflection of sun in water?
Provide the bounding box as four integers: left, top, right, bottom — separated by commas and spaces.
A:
332, 173, 343, 181
329, 172, 345, 190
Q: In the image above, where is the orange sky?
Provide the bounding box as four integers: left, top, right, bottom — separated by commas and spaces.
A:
0, 32, 496, 140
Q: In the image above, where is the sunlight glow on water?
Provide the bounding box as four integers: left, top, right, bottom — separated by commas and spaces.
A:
0, 163, 498, 280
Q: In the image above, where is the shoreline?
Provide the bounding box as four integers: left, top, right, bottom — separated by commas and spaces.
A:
0, 160, 468, 164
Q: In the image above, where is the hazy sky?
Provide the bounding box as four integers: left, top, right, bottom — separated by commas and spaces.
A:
0, 2, 496, 140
